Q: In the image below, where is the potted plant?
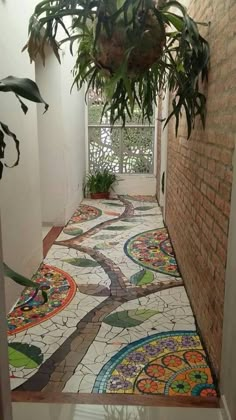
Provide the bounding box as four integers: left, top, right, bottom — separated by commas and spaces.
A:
85, 169, 117, 199
25, 0, 209, 138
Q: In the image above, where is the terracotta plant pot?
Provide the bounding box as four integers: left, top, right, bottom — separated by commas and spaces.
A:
90, 192, 110, 199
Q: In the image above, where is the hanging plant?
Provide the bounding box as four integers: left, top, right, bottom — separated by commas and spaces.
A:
0, 78, 48, 292
0, 76, 48, 179
26, 0, 209, 137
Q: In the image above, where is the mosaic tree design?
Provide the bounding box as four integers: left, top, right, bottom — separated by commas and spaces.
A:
8, 265, 77, 335
93, 331, 216, 397
125, 228, 180, 277
17, 197, 185, 392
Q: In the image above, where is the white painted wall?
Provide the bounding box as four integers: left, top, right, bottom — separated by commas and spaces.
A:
36, 48, 67, 225
112, 174, 156, 196
0, 0, 43, 311
36, 45, 86, 225
61, 48, 86, 222
221, 147, 236, 420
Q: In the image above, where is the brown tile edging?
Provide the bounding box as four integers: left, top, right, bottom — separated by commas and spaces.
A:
43, 227, 64, 258
12, 392, 220, 408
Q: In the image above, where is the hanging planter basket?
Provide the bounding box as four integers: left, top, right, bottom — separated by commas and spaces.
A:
95, 8, 166, 75
26, 0, 210, 138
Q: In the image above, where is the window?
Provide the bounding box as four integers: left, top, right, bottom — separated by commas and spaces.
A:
88, 90, 155, 174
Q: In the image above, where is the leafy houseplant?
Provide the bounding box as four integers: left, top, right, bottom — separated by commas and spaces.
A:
86, 170, 117, 199
26, 0, 210, 138
0, 76, 48, 297
0, 76, 48, 179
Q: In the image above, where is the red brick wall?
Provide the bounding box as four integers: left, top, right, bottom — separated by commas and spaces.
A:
165, 0, 236, 378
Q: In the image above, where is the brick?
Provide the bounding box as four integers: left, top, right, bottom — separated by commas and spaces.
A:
215, 193, 226, 212
207, 187, 216, 203
204, 171, 220, 192
224, 167, 233, 184
221, 150, 233, 165
215, 163, 226, 180
200, 182, 207, 196
208, 159, 216, 173
219, 182, 232, 202
161, 0, 234, 380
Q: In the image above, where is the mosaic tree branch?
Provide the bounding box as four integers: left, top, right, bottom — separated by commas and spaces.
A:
56, 196, 134, 247
15, 197, 183, 392
10, 197, 216, 396
16, 281, 183, 392
16, 241, 183, 393
72, 244, 128, 292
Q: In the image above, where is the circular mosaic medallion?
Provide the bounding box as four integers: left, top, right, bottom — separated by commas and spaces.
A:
8, 265, 77, 335
71, 205, 102, 224
93, 331, 217, 397
124, 228, 179, 276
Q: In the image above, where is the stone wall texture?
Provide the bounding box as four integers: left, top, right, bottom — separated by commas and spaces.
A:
163, 0, 236, 378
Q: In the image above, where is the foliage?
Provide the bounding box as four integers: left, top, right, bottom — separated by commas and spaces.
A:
104, 225, 131, 231
64, 257, 100, 267
0, 76, 48, 179
0, 77, 48, 292
130, 269, 154, 285
3, 263, 48, 303
104, 308, 158, 328
8, 342, 44, 369
85, 169, 117, 193
26, 0, 209, 138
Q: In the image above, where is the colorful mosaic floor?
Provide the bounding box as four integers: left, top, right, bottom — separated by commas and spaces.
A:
8, 196, 217, 397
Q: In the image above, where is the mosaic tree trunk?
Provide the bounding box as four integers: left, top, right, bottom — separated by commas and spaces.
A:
17, 197, 183, 392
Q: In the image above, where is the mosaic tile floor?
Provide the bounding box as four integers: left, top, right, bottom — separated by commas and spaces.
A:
8, 196, 217, 397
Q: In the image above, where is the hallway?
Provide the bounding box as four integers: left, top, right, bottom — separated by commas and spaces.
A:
8, 196, 217, 398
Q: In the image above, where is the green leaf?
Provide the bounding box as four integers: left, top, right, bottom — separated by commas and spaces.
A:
94, 242, 110, 250
135, 206, 155, 211
104, 226, 131, 231
103, 202, 124, 207
162, 1, 186, 15
121, 218, 141, 223
4, 263, 39, 289
164, 12, 184, 31
63, 227, 83, 236
0, 161, 3, 179
8, 343, 43, 369
94, 241, 119, 250
63, 258, 99, 267
130, 269, 154, 286
94, 234, 117, 240
0, 122, 20, 173
0, 76, 48, 112
104, 309, 158, 328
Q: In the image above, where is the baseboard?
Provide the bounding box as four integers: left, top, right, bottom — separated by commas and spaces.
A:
12, 392, 220, 408
221, 395, 232, 420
